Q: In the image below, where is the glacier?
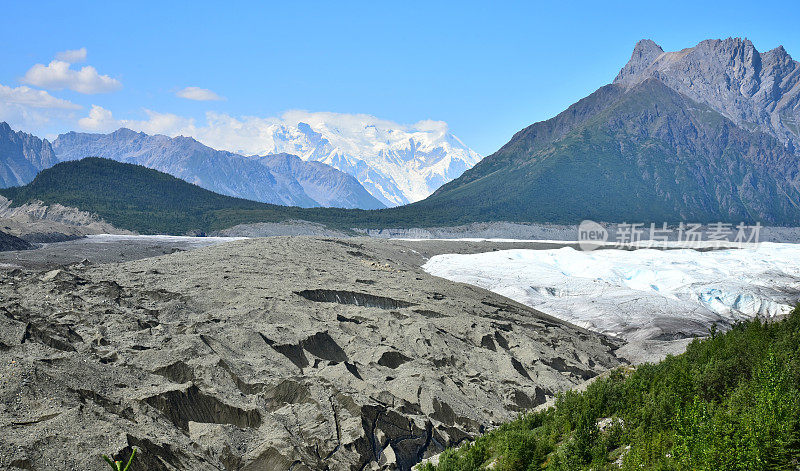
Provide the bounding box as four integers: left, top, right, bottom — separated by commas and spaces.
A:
422, 243, 800, 341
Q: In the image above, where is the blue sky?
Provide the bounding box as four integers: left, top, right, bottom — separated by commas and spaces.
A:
1, 0, 798, 155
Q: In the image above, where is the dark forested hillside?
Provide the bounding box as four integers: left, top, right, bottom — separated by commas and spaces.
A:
0, 158, 369, 234
0, 157, 466, 234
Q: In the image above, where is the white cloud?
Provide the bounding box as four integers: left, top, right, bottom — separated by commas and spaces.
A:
127, 110, 195, 135
0, 84, 80, 109
78, 105, 195, 135
279, 110, 447, 134
78, 105, 117, 131
191, 111, 455, 156
74, 108, 458, 157
0, 82, 80, 134
176, 86, 224, 101
0, 102, 77, 131
55, 47, 87, 63
22, 60, 122, 94
190, 112, 280, 153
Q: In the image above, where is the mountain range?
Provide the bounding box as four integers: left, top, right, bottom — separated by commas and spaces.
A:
228, 115, 483, 206
0, 124, 388, 209
51, 128, 384, 209
0, 116, 482, 210
3, 37, 800, 232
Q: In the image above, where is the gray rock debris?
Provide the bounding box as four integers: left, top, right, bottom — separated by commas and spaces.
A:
0, 195, 131, 241
0, 229, 30, 252
0, 237, 624, 470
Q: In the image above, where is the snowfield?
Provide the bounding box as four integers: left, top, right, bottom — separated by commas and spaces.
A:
195, 112, 482, 207
422, 243, 800, 341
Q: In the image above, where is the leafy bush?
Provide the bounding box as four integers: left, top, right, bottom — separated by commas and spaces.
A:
424, 308, 800, 470
102, 448, 137, 471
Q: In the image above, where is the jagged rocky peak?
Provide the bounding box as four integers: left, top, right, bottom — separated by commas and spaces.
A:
614, 37, 763, 86
0, 122, 59, 187
614, 39, 665, 83
634, 38, 664, 55
109, 127, 152, 140
614, 37, 800, 153
112, 127, 139, 136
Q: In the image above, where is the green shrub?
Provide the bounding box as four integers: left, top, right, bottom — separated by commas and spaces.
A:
423, 308, 800, 470
102, 448, 137, 471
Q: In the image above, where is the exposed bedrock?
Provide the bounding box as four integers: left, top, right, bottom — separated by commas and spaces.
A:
0, 237, 624, 470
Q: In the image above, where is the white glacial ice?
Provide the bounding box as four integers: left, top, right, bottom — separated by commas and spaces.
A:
422, 243, 800, 341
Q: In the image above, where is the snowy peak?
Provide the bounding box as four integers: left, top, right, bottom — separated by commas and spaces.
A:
209, 112, 482, 207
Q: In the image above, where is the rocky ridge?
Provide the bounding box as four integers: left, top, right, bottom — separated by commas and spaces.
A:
0, 122, 58, 188
0, 229, 31, 251
0, 195, 129, 242
614, 38, 800, 154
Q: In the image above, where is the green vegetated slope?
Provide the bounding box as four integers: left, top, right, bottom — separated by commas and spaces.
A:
0, 156, 494, 234
421, 308, 800, 471
0, 157, 369, 234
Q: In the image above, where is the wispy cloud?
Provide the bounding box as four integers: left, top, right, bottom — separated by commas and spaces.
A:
22, 60, 121, 94
175, 86, 224, 101
76, 107, 458, 157
55, 47, 87, 63
0, 82, 80, 131
0, 83, 80, 109
79, 105, 194, 135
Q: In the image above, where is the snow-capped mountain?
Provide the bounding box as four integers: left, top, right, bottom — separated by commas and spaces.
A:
51, 128, 385, 209
197, 112, 483, 207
